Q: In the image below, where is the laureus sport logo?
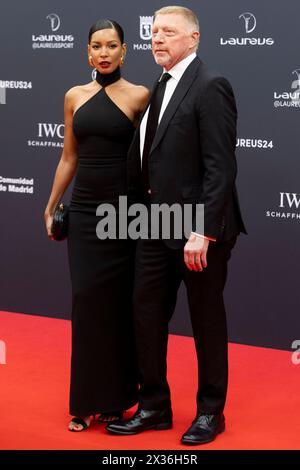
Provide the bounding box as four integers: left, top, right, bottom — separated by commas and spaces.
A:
273, 70, 300, 108
292, 69, 300, 89
239, 12, 257, 34
46, 13, 61, 32
32, 13, 74, 49
220, 12, 274, 46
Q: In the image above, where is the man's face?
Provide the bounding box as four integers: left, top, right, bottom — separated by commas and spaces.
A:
152, 13, 198, 70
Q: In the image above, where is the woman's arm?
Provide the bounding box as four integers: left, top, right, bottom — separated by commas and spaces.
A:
44, 88, 79, 238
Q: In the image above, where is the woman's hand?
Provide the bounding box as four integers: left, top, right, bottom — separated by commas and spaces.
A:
44, 211, 54, 240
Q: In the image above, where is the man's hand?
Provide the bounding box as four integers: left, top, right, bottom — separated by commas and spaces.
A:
184, 234, 209, 272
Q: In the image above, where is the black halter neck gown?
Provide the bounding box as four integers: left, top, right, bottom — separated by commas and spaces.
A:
68, 84, 138, 416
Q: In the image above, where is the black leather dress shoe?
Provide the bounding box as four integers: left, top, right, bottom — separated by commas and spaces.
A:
106, 408, 173, 435
181, 413, 225, 445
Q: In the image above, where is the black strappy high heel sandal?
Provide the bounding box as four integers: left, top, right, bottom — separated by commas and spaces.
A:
68, 415, 95, 432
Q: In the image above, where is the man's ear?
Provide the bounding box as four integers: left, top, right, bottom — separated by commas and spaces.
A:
190, 31, 200, 49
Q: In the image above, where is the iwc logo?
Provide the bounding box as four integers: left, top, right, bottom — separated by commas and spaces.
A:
27, 123, 64, 149
266, 192, 300, 221
220, 12, 274, 46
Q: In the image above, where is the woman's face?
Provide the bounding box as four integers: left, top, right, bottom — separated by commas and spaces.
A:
88, 28, 125, 74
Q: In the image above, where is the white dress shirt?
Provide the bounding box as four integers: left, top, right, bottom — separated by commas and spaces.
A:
139, 52, 196, 162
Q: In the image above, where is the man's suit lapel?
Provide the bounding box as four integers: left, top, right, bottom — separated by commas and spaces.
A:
150, 56, 200, 155
128, 56, 200, 161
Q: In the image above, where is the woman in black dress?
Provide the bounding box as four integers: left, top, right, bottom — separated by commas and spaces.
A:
44, 19, 149, 431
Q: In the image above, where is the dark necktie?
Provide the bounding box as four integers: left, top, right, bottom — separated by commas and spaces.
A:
142, 72, 172, 193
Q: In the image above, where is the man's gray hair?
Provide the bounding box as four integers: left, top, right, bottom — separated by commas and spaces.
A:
154, 5, 200, 34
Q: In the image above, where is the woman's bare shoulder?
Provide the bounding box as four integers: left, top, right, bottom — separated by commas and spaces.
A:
64, 82, 97, 111
65, 82, 96, 101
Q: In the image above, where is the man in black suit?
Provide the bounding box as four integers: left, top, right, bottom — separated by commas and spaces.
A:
107, 6, 246, 445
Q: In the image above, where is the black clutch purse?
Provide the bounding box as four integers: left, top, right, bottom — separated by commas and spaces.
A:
51, 202, 69, 241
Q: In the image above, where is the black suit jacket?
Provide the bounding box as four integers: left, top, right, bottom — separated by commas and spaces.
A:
127, 56, 246, 248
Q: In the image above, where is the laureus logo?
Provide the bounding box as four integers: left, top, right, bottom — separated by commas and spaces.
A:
46, 13, 61, 32
273, 70, 300, 108
239, 12, 257, 34
292, 69, 300, 89
236, 138, 274, 150
220, 12, 274, 46
32, 13, 74, 49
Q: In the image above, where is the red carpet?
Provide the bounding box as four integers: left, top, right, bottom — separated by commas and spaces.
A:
0, 310, 299, 450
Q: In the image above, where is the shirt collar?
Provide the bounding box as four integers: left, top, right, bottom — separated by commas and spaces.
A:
162, 52, 196, 81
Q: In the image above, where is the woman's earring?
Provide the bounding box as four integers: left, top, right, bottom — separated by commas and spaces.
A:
120, 56, 124, 67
